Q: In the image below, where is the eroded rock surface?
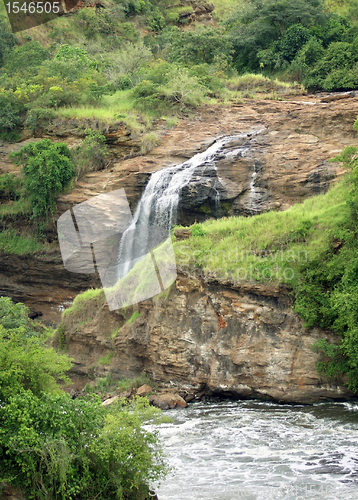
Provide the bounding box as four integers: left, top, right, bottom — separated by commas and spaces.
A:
1, 96, 358, 319
55, 96, 358, 224
61, 273, 353, 404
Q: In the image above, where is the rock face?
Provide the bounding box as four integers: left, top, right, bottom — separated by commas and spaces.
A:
56, 96, 358, 226
2, 96, 358, 320
0, 250, 101, 324
61, 273, 353, 404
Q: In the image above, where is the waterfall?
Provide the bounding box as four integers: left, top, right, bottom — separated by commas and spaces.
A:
117, 129, 264, 278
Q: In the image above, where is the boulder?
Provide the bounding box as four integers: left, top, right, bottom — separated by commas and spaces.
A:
102, 395, 119, 406
136, 384, 153, 396
149, 393, 187, 410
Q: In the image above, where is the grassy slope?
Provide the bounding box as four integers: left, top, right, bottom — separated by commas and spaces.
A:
174, 174, 349, 287
61, 172, 349, 318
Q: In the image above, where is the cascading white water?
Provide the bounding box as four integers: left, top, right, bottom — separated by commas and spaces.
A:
117, 129, 264, 278
150, 400, 358, 500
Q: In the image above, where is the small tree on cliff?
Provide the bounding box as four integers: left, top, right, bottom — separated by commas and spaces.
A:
10, 139, 75, 234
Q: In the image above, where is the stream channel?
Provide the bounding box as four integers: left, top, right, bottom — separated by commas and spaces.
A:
150, 399, 358, 500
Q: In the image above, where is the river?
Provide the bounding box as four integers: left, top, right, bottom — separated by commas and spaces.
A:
151, 399, 358, 500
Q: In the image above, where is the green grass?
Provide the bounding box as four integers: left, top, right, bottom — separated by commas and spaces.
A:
0, 229, 47, 254
226, 74, 304, 96
174, 176, 350, 286
61, 173, 350, 319
127, 311, 140, 325
117, 374, 152, 393
97, 352, 115, 366
62, 288, 105, 318
0, 198, 31, 219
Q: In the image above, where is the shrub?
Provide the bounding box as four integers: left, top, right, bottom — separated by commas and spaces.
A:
0, 296, 35, 333
10, 139, 75, 231
278, 24, 312, 62
0, 322, 72, 401
116, 41, 152, 84
0, 391, 167, 500
3, 41, 51, 75
72, 129, 109, 179
0, 173, 23, 201
162, 67, 207, 107
0, 17, 17, 67
0, 92, 25, 137
293, 143, 358, 391
140, 131, 161, 154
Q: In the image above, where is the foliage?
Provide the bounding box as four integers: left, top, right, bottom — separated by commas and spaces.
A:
0, 323, 72, 401
191, 223, 206, 237
9, 139, 75, 231
0, 16, 17, 67
226, 0, 327, 72
150, 26, 233, 66
293, 140, 358, 390
3, 41, 50, 75
0, 296, 36, 334
117, 373, 153, 392
0, 297, 167, 499
0, 173, 23, 201
127, 310, 141, 324
116, 41, 152, 84
0, 92, 25, 136
0, 391, 167, 500
133, 66, 207, 112
72, 128, 109, 178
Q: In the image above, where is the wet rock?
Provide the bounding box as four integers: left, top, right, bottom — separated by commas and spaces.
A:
148, 393, 188, 410
3, 96, 358, 320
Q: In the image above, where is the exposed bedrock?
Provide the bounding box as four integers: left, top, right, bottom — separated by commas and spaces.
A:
55, 97, 358, 225
61, 273, 354, 404
1, 96, 358, 318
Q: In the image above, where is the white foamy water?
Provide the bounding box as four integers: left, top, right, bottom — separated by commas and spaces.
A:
150, 400, 358, 500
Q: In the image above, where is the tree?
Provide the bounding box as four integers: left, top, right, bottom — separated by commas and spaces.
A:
0, 391, 167, 500
227, 0, 328, 71
3, 41, 50, 75
116, 40, 152, 84
0, 16, 17, 67
10, 139, 75, 231
0, 323, 72, 402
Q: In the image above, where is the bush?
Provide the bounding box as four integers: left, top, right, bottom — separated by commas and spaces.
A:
0, 92, 25, 137
304, 40, 358, 89
9, 139, 75, 231
0, 296, 167, 499
162, 67, 207, 107
0, 296, 36, 334
293, 141, 358, 391
278, 24, 312, 62
116, 41, 152, 84
0, 17, 17, 67
0, 391, 167, 500
3, 41, 51, 75
0, 173, 23, 201
72, 129, 109, 178
157, 26, 233, 66
0, 322, 72, 401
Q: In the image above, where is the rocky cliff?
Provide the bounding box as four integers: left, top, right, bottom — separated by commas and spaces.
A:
60, 272, 353, 404
2, 95, 358, 323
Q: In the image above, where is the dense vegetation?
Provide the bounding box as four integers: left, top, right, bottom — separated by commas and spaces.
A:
0, 297, 168, 499
0, 0, 356, 143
